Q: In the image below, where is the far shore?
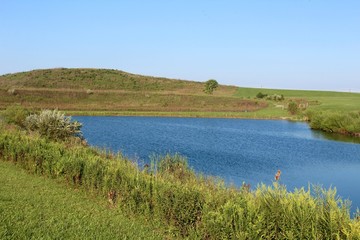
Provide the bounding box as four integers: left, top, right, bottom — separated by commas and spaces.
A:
64, 110, 301, 121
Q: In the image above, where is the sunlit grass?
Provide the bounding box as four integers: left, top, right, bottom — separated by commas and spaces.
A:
1, 129, 359, 238
0, 161, 165, 240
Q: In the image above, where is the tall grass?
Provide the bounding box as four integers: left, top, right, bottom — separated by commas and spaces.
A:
0, 130, 359, 239
306, 110, 360, 137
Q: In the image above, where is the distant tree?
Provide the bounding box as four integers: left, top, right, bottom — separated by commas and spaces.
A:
288, 101, 299, 115
204, 79, 218, 94
256, 92, 267, 99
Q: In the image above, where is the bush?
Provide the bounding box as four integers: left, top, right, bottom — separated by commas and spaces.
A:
155, 153, 194, 182
256, 92, 268, 99
266, 94, 284, 101
25, 109, 83, 141
256, 92, 284, 101
307, 111, 360, 136
288, 102, 299, 115
2, 104, 30, 128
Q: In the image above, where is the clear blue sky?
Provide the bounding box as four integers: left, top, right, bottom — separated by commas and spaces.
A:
1, 1, 359, 91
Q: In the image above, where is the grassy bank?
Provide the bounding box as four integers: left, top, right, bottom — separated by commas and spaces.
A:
306, 111, 360, 137
64, 109, 288, 119
1, 128, 359, 239
0, 161, 164, 239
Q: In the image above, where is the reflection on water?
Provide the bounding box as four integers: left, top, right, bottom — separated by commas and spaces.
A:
312, 130, 360, 144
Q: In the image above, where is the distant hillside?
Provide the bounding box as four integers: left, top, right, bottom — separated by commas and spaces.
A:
2, 68, 358, 118
0, 68, 233, 93
0, 68, 268, 115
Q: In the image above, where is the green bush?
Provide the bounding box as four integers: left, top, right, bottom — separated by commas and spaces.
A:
256, 92, 267, 99
24, 109, 83, 141
288, 101, 299, 115
266, 94, 284, 101
155, 153, 194, 182
1, 104, 30, 128
306, 110, 360, 136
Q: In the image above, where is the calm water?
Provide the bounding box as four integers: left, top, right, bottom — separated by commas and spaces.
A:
74, 116, 360, 211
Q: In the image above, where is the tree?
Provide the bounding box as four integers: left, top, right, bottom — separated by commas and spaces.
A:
204, 79, 218, 94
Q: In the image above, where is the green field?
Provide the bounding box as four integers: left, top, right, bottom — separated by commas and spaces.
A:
1, 68, 359, 119
236, 87, 360, 112
0, 161, 165, 239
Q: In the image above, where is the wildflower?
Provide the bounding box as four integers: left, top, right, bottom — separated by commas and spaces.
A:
275, 170, 281, 181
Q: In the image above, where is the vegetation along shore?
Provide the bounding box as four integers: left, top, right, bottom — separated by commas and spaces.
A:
0, 108, 359, 238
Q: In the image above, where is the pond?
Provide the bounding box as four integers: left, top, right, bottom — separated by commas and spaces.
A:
74, 116, 360, 212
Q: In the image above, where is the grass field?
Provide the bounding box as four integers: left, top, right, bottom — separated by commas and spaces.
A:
0, 68, 359, 118
0, 161, 166, 239
236, 87, 360, 112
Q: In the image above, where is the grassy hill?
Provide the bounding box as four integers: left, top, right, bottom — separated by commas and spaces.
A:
0, 68, 359, 118
0, 68, 268, 116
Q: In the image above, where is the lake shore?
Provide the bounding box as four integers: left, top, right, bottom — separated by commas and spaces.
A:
65, 110, 300, 120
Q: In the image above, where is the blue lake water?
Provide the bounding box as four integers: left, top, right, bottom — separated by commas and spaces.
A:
74, 116, 360, 212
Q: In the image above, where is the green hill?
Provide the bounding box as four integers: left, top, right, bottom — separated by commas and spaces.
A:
0, 68, 268, 117
0, 68, 207, 91
0, 68, 359, 118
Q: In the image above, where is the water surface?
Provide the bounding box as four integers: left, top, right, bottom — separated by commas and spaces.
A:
75, 116, 360, 211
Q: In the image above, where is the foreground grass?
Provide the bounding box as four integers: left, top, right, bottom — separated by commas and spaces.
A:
0, 161, 164, 240
1, 128, 359, 239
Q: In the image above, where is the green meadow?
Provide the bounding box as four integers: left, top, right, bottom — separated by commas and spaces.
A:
235, 87, 360, 112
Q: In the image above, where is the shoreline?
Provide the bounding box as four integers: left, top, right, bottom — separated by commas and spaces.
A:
67, 110, 360, 140
65, 110, 299, 121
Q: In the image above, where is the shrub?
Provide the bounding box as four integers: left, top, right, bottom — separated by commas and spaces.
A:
266, 94, 284, 101
155, 153, 194, 182
307, 111, 360, 136
256, 92, 268, 99
288, 101, 299, 115
2, 104, 30, 128
24, 109, 83, 141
